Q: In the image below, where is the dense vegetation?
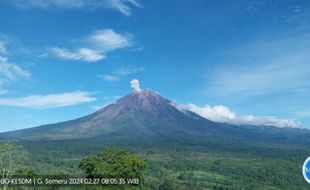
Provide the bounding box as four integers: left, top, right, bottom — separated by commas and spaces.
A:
0, 138, 308, 190
79, 149, 147, 189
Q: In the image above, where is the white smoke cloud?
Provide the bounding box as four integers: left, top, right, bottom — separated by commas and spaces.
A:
172, 103, 301, 128
130, 79, 141, 92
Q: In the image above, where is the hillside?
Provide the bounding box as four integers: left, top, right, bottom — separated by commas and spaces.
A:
1, 89, 309, 146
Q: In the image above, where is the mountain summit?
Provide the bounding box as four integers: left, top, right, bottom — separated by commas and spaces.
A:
1, 87, 310, 144
0, 89, 214, 140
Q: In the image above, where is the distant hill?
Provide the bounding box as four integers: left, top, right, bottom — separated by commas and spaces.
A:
1, 89, 310, 145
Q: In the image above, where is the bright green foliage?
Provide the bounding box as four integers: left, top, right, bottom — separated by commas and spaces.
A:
79, 149, 147, 189
0, 142, 29, 177
0, 142, 31, 190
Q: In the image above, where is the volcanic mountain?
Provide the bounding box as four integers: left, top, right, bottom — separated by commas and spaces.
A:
1, 89, 310, 144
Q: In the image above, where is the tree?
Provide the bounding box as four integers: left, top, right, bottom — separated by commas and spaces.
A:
0, 141, 29, 190
79, 149, 147, 189
158, 179, 175, 190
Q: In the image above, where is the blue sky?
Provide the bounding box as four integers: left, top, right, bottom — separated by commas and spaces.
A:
0, 0, 310, 132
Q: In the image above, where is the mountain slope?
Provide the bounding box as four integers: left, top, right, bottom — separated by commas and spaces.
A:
0, 90, 213, 140
1, 89, 310, 144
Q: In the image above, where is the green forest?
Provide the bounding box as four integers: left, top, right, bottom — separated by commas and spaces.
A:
0, 139, 309, 190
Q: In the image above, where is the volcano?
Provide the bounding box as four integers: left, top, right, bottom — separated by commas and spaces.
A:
1, 89, 310, 144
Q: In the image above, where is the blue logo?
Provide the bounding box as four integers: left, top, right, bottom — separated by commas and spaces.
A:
303, 156, 310, 184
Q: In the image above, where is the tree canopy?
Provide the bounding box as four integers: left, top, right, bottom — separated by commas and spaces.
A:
79, 149, 147, 188
0, 141, 31, 190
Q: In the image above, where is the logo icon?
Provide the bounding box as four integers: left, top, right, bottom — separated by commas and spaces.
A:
303, 156, 310, 184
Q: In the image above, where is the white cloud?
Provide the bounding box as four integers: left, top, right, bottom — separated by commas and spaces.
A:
99, 65, 145, 82
0, 91, 96, 109
0, 56, 7, 62
130, 79, 141, 92
99, 74, 120, 82
0, 41, 8, 54
0, 57, 31, 80
184, 104, 236, 122
38, 53, 49, 58
89, 29, 131, 52
0, 42, 31, 95
0, 43, 30, 81
13, 0, 85, 8
202, 30, 310, 127
11, 0, 141, 16
173, 103, 301, 128
51, 29, 132, 62
209, 58, 310, 97
208, 32, 310, 98
105, 0, 141, 16
115, 65, 144, 76
51, 47, 105, 62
